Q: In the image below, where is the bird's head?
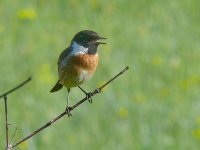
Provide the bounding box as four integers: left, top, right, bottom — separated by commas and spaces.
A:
72, 30, 106, 48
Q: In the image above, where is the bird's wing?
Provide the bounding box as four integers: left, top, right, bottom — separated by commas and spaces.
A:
57, 47, 72, 66
57, 46, 73, 82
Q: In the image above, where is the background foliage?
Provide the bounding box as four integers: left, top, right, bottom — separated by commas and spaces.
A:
0, 0, 200, 149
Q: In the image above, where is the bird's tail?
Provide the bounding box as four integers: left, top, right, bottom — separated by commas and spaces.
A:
50, 80, 63, 92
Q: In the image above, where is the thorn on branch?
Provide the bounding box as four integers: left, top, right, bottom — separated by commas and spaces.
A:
95, 88, 101, 94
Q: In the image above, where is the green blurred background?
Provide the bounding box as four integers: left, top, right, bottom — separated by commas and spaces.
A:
0, 0, 200, 149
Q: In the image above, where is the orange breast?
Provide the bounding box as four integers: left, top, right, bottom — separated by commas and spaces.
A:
72, 53, 99, 70
59, 54, 99, 88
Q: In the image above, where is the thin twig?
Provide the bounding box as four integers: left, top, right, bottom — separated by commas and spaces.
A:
10, 126, 18, 145
11, 66, 129, 148
0, 77, 31, 150
4, 96, 9, 149
0, 77, 32, 99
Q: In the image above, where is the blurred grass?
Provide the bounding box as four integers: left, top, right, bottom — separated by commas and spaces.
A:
0, 0, 200, 149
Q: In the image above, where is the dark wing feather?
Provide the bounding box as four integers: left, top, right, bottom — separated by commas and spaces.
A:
57, 47, 72, 66
50, 47, 72, 93
50, 80, 63, 92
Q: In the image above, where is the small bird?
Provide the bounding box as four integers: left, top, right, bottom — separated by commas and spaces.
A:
50, 30, 106, 116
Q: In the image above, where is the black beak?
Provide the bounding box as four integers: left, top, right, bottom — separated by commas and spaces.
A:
96, 36, 107, 44
96, 41, 106, 45
97, 36, 107, 40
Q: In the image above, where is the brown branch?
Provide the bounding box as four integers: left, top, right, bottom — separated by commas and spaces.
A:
0, 77, 32, 150
0, 77, 32, 99
4, 96, 9, 149
11, 66, 129, 149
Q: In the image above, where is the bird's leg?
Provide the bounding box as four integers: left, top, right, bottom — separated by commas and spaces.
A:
65, 88, 73, 117
78, 86, 93, 103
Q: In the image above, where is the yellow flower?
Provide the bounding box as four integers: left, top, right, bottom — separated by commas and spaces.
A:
19, 141, 28, 149
180, 74, 200, 90
117, 107, 128, 119
17, 8, 37, 20
189, 74, 200, 85
90, 0, 100, 9
152, 56, 163, 66
192, 128, 200, 138
37, 63, 54, 84
180, 79, 189, 90
135, 93, 147, 103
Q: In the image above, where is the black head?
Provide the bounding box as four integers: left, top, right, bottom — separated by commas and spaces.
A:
72, 30, 106, 48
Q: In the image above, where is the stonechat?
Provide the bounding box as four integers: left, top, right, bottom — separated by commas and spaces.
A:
50, 30, 106, 116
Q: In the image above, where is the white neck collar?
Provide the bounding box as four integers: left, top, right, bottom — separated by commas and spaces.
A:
71, 42, 88, 55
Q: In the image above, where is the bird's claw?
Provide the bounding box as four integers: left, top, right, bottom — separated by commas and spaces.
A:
86, 92, 93, 103
78, 86, 93, 103
65, 106, 73, 117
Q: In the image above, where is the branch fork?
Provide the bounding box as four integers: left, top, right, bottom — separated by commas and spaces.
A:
1, 66, 129, 149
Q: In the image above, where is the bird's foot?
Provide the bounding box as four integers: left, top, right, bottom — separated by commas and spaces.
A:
65, 106, 73, 117
78, 86, 93, 103
85, 92, 93, 103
